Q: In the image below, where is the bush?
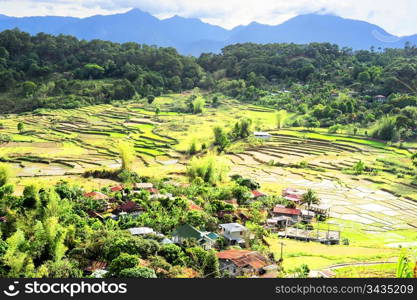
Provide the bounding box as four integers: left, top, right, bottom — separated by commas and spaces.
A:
186, 154, 230, 185
108, 253, 140, 277
0, 163, 11, 187
119, 267, 156, 278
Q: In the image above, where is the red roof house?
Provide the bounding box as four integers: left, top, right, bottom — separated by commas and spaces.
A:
110, 185, 124, 192
216, 250, 273, 276
251, 190, 267, 198
83, 192, 109, 200
116, 201, 144, 214
272, 207, 301, 216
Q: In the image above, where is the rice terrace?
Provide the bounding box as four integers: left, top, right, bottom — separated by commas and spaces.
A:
0, 22, 417, 280
1, 91, 417, 277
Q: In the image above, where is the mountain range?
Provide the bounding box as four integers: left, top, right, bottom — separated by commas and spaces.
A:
0, 8, 416, 56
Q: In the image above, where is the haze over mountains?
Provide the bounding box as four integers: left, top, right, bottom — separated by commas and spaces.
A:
0, 8, 416, 56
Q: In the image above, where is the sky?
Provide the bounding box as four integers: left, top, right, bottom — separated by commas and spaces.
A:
0, 0, 416, 36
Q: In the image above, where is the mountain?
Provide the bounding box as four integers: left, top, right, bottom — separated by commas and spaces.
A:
0, 9, 415, 56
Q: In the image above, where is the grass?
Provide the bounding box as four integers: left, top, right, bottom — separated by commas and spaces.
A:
267, 236, 400, 270
334, 263, 397, 278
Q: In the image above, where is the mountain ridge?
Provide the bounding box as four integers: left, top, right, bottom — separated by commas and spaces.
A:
0, 9, 415, 55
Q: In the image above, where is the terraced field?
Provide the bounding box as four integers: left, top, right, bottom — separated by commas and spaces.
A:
228, 130, 417, 232
0, 103, 181, 180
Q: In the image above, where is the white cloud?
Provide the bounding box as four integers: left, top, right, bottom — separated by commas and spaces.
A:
0, 0, 416, 36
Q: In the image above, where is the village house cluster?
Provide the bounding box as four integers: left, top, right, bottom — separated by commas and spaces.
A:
82, 177, 339, 278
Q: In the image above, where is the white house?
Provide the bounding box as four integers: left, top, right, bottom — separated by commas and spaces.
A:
253, 132, 272, 141
219, 223, 250, 246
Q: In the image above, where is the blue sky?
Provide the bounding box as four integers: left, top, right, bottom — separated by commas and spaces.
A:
1, 0, 416, 36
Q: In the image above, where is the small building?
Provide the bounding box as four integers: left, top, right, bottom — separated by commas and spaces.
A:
282, 188, 305, 204
266, 216, 292, 229
110, 185, 124, 192
216, 250, 276, 277
83, 191, 109, 201
115, 200, 145, 215
253, 132, 272, 141
127, 227, 155, 236
272, 207, 301, 224
134, 182, 154, 190
374, 95, 387, 102
251, 190, 267, 199
188, 200, 203, 211
172, 224, 217, 250
301, 210, 316, 223
219, 223, 250, 246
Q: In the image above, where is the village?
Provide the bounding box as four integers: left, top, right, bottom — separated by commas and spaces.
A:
81, 170, 339, 278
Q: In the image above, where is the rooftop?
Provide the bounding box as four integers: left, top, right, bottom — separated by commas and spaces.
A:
219, 223, 247, 232
127, 227, 155, 235
273, 207, 301, 216
83, 191, 108, 200
216, 250, 270, 269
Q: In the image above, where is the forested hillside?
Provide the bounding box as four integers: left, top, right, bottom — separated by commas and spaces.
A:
0, 29, 416, 141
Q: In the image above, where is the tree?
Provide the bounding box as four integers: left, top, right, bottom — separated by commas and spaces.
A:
412, 152, 417, 169
108, 253, 140, 277
147, 95, 155, 104
117, 141, 135, 172
301, 189, 320, 212
213, 126, 230, 153
276, 110, 287, 129
204, 250, 220, 278
352, 160, 366, 175
22, 81, 37, 97
0, 163, 11, 187
17, 122, 24, 133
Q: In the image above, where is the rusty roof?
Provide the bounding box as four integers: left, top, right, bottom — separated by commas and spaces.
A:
216, 250, 270, 269
273, 207, 301, 216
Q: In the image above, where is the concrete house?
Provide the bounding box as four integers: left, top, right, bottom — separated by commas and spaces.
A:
219, 223, 250, 246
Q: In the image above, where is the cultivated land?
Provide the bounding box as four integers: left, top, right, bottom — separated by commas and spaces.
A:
1, 93, 416, 274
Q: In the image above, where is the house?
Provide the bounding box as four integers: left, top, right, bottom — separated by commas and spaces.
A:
134, 182, 154, 190
127, 227, 155, 236
266, 216, 292, 229
83, 191, 109, 200
188, 200, 203, 211
110, 185, 124, 192
219, 223, 250, 246
115, 200, 144, 215
253, 132, 272, 141
301, 210, 316, 223
282, 188, 305, 204
374, 95, 387, 102
216, 250, 276, 277
150, 192, 174, 200
251, 190, 267, 199
148, 188, 159, 194
272, 207, 301, 224
172, 224, 217, 250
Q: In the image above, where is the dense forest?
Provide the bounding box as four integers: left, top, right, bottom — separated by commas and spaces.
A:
0, 29, 416, 141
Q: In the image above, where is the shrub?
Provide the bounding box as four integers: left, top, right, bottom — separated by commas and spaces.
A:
186, 154, 230, 185
119, 267, 157, 278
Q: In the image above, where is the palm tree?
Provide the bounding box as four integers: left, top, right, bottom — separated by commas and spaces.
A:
301, 189, 320, 212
